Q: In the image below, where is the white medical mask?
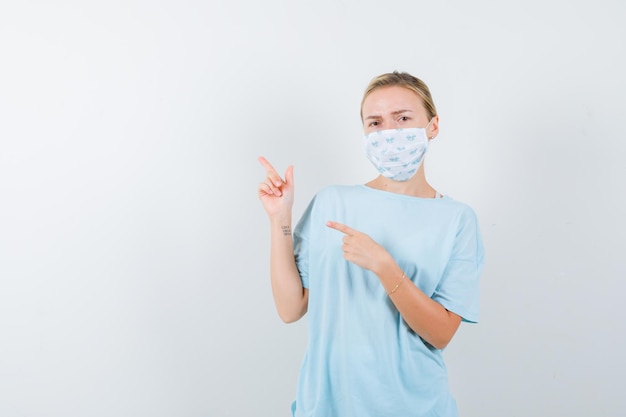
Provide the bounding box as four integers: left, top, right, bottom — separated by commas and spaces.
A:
363, 120, 433, 181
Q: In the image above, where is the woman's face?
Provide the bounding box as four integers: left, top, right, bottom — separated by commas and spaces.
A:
361, 86, 438, 137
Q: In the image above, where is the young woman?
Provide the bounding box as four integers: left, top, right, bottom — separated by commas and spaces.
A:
257, 71, 484, 417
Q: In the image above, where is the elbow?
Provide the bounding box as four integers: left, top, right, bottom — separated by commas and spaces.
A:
425, 329, 456, 350
277, 302, 307, 324
275, 290, 308, 323
277, 309, 305, 324
406, 321, 455, 349
430, 327, 459, 349
431, 338, 451, 350
279, 313, 301, 324
429, 311, 462, 349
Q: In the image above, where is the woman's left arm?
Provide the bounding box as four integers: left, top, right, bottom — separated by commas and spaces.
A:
326, 221, 462, 350
376, 263, 462, 349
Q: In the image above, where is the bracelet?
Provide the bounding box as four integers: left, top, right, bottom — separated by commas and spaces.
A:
388, 272, 406, 295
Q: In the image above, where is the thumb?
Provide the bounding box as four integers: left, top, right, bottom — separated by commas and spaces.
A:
285, 165, 294, 185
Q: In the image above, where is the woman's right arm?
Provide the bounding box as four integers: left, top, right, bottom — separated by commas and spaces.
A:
258, 157, 308, 323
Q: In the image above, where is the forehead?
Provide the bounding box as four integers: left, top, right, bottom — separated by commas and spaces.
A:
362, 85, 426, 116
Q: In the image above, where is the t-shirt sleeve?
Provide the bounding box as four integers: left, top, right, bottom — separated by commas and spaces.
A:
293, 196, 316, 289
432, 206, 484, 323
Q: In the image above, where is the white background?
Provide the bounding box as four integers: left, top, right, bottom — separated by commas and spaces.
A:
1, 1, 625, 416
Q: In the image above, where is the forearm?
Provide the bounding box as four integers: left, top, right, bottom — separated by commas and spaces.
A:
269, 215, 308, 323
375, 258, 461, 349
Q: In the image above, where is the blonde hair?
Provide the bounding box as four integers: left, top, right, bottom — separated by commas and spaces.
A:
360, 71, 437, 120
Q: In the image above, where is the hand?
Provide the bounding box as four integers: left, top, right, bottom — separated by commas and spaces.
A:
257, 156, 294, 217
326, 221, 391, 274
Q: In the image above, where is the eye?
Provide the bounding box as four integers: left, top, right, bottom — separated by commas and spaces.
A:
398, 116, 410, 122
368, 120, 380, 127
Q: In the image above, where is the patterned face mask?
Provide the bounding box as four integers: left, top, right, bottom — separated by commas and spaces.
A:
363, 120, 432, 181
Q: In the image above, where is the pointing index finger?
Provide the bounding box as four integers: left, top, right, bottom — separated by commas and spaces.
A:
326, 221, 355, 236
258, 156, 284, 187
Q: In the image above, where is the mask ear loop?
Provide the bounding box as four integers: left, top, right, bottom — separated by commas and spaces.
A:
425, 117, 436, 140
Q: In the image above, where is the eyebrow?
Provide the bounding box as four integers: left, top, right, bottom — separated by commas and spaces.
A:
364, 109, 414, 120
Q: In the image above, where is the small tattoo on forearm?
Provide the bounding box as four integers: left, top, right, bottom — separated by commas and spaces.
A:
281, 226, 291, 236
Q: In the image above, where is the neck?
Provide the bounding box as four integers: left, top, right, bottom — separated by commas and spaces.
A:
366, 169, 436, 198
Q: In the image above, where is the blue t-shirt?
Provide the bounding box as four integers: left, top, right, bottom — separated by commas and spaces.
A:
292, 185, 484, 417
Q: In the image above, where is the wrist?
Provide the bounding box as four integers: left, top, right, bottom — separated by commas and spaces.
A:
269, 215, 293, 237
388, 272, 406, 296
269, 214, 292, 227
371, 252, 396, 276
